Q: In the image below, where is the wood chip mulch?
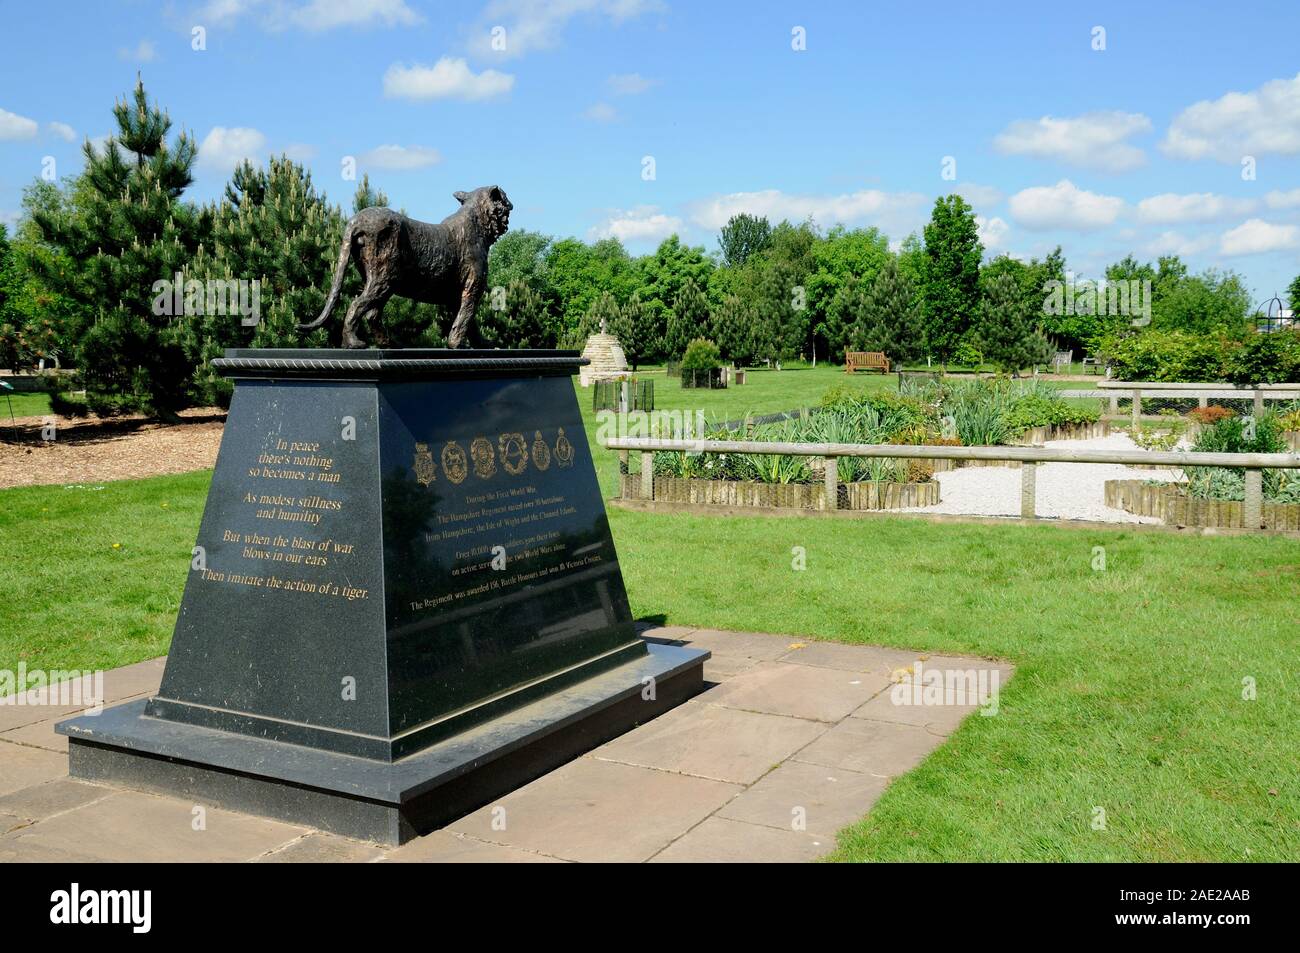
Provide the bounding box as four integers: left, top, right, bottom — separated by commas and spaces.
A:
0, 408, 227, 489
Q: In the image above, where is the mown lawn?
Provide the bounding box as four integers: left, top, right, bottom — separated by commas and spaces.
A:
0, 391, 53, 419
1, 368, 1295, 861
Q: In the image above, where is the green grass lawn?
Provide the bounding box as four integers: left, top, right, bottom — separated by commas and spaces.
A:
0, 391, 53, 419
1, 367, 1295, 861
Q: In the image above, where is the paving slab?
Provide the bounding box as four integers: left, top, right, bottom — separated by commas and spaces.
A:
258, 833, 388, 863
706, 661, 892, 722
102, 657, 166, 702
715, 759, 890, 838
649, 816, 829, 863
0, 740, 67, 796
794, 716, 941, 776
678, 629, 795, 662
383, 830, 565, 863
777, 641, 925, 677
2, 715, 68, 753
852, 688, 989, 734
3, 790, 306, 863
594, 700, 826, 784
448, 757, 742, 863
0, 777, 113, 823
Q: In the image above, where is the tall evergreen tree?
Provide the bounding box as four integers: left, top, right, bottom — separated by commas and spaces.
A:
31, 77, 201, 414
610, 292, 652, 370
919, 195, 982, 368
480, 278, 548, 349
978, 271, 1050, 375
710, 294, 757, 366
852, 257, 923, 363
665, 276, 709, 359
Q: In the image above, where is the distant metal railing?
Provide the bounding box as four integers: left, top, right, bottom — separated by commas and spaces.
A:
603, 435, 1300, 528
1059, 381, 1300, 423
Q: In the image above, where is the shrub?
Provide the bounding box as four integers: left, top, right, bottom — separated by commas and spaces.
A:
1100, 329, 1238, 382
1188, 405, 1235, 425
1222, 330, 1300, 385
680, 338, 722, 371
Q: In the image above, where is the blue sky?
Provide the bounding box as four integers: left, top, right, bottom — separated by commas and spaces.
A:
1, 0, 1298, 303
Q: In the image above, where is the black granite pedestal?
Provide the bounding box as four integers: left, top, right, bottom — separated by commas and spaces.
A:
58, 349, 707, 844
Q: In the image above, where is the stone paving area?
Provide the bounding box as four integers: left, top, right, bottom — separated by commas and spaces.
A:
0, 629, 1010, 863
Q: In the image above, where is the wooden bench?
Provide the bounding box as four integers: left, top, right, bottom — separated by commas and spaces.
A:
845, 351, 890, 374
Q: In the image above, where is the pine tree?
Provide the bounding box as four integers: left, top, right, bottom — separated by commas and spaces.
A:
479, 278, 547, 349
665, 276, 709, 360
710, 294, 759, 367
609, 292, 652, 370
31, 77, 201, 414
853, 258, 923, 363
183, 156, 347, 402
978, 271, 1048, 375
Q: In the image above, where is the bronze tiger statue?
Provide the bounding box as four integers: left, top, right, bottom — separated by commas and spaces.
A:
300, 185, 512, 349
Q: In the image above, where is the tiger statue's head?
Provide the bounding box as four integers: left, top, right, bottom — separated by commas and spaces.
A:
453, 185, 513, 241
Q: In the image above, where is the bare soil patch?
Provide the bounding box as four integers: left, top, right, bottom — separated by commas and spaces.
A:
0, 408, 226, 489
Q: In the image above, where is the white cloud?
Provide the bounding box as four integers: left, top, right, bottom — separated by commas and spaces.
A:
688, 188, 929, 236
1135, 192, 1257, 224
48, 121, 77, 142
1265, 188, 1300, 209
954, 183, 1004, 208
993, 111, 1151, 173
1008, 180, 1124, 231
1142, 230, 1215, 257
608, 72, 656, 95
975, 215, 1009, 250
468, 0, 665, 60
1163, 73, 1300, 162
0, 107, 39, 141
118, 40, 156, 62
198, 126, 268, 172
584, 102, 617, 122
358, 144, 441, 170
589, 206, 681, 244
0, 209, 21, 231
1219, 218, 1300, 256
383, 58, 515, 102
196, 0, 421, 31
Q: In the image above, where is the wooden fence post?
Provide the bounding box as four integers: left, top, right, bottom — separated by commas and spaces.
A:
1131, 390, 1142, 427
823, 456, 838, 511
640, 451, 654, 501
1020, 462, 1037, 519
1244, 469, 1262, 529
1109, 394, 1118, 416
1253, 389, 1265, 419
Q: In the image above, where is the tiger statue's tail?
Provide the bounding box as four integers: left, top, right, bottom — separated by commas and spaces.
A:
299, 219, 356, 330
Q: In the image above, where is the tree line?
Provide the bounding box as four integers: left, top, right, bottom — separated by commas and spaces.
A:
0, 79, 1273, 415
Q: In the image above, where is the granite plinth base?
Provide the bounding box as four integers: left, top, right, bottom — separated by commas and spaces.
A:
60, 643, 707, 846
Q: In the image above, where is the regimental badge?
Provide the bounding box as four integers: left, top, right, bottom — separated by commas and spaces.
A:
470, 437, 497, 479
531, 431, 551, 471
554, 427, 574, 468
499, 432, 528, 475
413, 442, 436, 486
441, 441, 468, 485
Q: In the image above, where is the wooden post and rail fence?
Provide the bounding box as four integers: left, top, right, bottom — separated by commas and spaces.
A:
606, 436, 1300, 530
1058, 381, 1300, 426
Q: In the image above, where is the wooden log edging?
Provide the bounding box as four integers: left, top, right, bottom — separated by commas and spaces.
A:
1103, 479, 1300, 530
619, 473, 939, 510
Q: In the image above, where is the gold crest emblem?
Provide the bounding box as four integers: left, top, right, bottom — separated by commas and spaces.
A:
499, 432, 528, 475
531, 431, 551, 471
413, 442, 435, 486
470, 437, 496, 479
554, 427, 574, 468
441, 441, 468, 485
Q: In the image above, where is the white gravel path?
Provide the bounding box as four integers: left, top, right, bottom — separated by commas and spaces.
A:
896, 432, 1187, 523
